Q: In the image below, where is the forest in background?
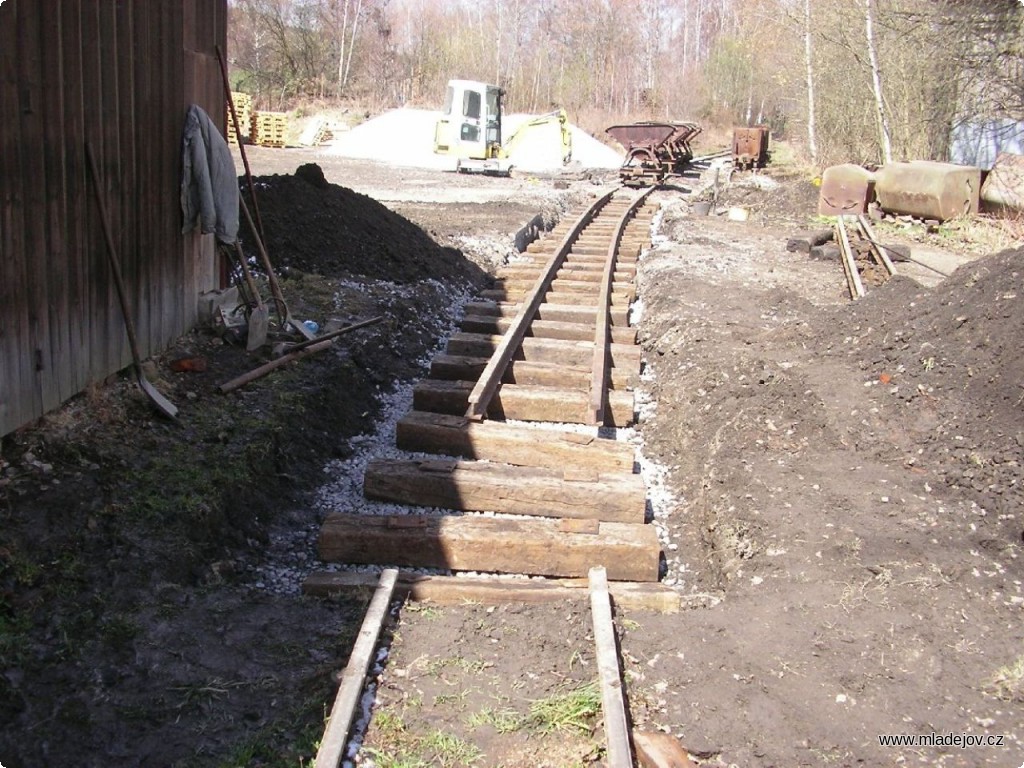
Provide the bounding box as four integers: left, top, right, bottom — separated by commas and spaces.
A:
228, 0, 1024, 166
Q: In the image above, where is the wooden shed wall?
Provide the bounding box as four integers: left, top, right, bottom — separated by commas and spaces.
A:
0, 0, 227, 437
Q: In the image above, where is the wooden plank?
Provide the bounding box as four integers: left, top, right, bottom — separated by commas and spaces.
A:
314, 568, 398, 768
60, 0, 89, 401
466, 189, 616, 420
498, 265, 635, 282
413, 379, 636, 427
785, 229, 833, 253
835, 215, 865, 299
480, 288, 633, 307
40, 1, 75, 406
164, 2, 186, 348
590, 566, 634, 767
0, 8, 32, 434
16, 0, 53, 415
317, 515, 661, 581
445, 333, 641, 369
364, 458, 646, 522
494, 276, 609, 294
303, 572, 682, 613
396, 411, 636, 472
459, 314, 636, 345
634, 731, 698, 768
131, 0, 154, 366
428, 355, 638, 390
530, 249, 638, 266
464, 301, 631, 327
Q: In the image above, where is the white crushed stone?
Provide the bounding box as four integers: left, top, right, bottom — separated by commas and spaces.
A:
324, 107, 622, 172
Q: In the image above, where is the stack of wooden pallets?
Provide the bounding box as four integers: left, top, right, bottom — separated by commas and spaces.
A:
226, 92, 252, 146
250, 111, 289, 148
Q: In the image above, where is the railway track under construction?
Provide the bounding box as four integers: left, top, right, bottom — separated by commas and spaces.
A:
302, 185, 686, 767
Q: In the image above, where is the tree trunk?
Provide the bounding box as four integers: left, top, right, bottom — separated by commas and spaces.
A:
803, 0, 818, 163
342, 0, 364, 91
864, 0, 893, 163
337, 0, 349, 97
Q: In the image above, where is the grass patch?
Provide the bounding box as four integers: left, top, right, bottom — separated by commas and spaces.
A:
987, 656, 1024, 702
526, 680, 601, 735
467, 706, 524, 734
364, 711, 483, 768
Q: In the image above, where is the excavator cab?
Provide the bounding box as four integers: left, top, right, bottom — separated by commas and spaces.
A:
434, 80, 512, 173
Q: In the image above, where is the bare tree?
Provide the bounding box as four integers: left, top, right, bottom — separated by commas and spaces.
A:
803, 0, 818, 163
863, 0, 892, 162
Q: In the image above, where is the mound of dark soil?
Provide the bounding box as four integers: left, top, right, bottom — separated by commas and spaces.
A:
244, 165, 476, 283
820, 246, 1024, 525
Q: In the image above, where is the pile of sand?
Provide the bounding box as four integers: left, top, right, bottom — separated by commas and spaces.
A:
324, 107, 622, 172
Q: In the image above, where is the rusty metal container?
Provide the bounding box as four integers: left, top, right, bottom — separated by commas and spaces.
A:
605, 121, 701, 186
732, 126, 769, 169
818, 164, 875, 216
874, 161, 980, 221
980, 152, 1024, 214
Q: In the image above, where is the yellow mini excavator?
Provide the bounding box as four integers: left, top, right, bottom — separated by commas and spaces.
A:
433, 79, 572, 175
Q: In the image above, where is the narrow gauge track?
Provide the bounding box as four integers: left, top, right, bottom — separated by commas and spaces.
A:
311, 185, 663, 582
304, 186, 678, 767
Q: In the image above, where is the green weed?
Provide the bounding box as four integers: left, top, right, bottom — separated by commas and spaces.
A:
526, 680, 601, 735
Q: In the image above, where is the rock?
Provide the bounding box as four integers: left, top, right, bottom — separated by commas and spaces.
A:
809, 243, 841, 261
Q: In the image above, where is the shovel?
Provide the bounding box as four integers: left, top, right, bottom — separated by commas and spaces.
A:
231, 241, 269, 350
85, 142, 178, 420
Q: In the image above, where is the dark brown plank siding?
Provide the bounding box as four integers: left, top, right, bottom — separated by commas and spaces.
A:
0, 0, 226, 437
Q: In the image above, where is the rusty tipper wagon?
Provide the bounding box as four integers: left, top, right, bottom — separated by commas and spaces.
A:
606, 121, 702, 186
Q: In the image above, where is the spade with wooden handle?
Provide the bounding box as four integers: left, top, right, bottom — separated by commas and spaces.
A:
86, 141, 178, 420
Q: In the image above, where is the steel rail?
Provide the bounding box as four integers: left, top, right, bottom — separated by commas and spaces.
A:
465, 187, 619, 421
590, 186, 656, 425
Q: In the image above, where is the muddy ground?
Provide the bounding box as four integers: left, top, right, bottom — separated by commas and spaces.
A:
2, 143, 1023, 768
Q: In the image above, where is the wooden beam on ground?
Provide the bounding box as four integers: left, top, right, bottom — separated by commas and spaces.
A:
589, 566, 634, 768
459, 314, 636, 345
785, 229, 834, 253
463, 301, 631, 327
317, 515, 661, 581
396, 410, 636, 471
495, 277, 634, 299
303, 572, 682, 613
466, 190, 616, 421
479, 288, 633, 307
428, 355, 639, 390
835, 215, 865, 299
219, 340, 334, 393
446, 333, 641, 369
412, 379, 636, 426
314, 568, 398, 768
634, 731, 699, 768
364, 458, 645, 522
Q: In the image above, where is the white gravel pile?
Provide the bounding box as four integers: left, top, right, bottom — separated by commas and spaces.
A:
324, 107, 622, 172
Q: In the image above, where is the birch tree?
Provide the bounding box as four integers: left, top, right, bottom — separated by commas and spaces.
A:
803, 0, 818, 163
863, 0, 892, 162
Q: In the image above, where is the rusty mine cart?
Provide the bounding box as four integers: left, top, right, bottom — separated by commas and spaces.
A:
605, 121, 702, 187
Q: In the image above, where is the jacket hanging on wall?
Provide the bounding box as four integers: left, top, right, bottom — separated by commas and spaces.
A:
180, 104, 239, 244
